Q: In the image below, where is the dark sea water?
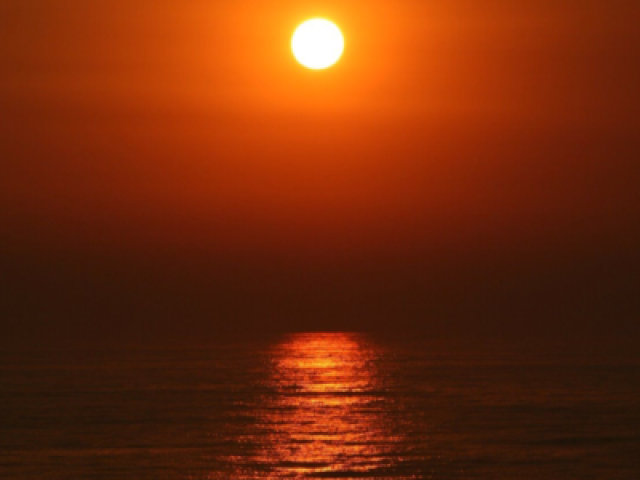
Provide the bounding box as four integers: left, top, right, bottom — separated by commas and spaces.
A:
1, 332, 640, 478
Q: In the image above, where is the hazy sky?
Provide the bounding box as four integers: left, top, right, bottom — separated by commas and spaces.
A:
1, 0, 639, 344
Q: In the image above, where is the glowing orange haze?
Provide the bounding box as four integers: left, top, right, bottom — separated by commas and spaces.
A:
1, 0, 638, 259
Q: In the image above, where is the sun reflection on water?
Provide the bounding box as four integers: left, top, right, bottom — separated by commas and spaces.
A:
234, 332, 400, 477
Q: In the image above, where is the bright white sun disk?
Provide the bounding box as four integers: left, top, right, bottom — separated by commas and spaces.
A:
292, 19, 344, 70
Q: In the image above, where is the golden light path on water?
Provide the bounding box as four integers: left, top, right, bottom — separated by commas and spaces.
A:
230, 333, 403, 477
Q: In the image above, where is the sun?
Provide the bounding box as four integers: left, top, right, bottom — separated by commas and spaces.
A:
292, 19, 344, 70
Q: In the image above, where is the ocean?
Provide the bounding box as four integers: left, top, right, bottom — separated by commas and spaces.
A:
1, 332, 639, 478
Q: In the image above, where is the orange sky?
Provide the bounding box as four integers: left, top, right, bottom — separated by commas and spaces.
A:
1, 0, 640, 341
3, 0, 639, 259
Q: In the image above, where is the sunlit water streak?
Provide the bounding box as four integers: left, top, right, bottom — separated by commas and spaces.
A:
1, 333, 639, 478
227, 333, 402, 477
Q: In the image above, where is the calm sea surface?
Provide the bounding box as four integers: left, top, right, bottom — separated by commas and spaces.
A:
1, 333, 639, 478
